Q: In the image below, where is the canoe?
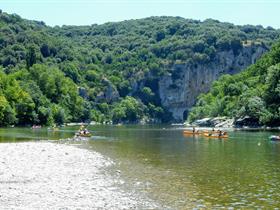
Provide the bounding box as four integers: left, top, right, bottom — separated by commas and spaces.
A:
269, 135, 280, 141
75, 133, 92, 137
203, 130, 223, 134
183, 130, 203, 135
32, 125, 42, 129
203, 133, 228, 139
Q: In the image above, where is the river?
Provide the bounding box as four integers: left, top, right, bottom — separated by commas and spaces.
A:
0, 125, 280, 209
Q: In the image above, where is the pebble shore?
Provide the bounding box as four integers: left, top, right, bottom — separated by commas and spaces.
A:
0, 142, 158, 209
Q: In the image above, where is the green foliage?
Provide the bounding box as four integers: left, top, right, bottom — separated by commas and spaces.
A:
60, 62, 81, 83
0, 71, 34, 125
0, 11, 279, 125
112, 97, 144, 123
264, 64, 280, 104
26, 45, 37, 69
139, 87, 155, 104
0, 95, 17, 126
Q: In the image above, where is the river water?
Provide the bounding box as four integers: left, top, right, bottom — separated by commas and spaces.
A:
0, 125, 280, 209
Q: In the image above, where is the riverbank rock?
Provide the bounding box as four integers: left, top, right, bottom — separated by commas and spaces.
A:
193, 117, 234, 127
212, 117, 234, 128
193, 118, 212, 127
215, 118, 234, 127
234, 116, 260, 128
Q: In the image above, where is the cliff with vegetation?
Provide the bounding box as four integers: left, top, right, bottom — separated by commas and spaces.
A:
159, 44, 267, 121
188, 41, 280, 127
0, 10, 279, 125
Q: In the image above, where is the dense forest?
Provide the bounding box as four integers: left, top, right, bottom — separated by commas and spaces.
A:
188, 40, 280, 126
0, 10, 279, 126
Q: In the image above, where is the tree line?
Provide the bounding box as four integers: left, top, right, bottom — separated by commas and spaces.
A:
0, 11, 279, 125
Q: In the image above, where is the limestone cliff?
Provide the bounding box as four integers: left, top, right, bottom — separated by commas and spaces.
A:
158, 44, 267, 121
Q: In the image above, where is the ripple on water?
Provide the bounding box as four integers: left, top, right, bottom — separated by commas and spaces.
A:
0, 142, 159, 209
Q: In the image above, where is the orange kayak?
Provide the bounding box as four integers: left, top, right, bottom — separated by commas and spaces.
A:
203, 133, 228, 138
183, 130, 203, 135
203, 130, 222, 134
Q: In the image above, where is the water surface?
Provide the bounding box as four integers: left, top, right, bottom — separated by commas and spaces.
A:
1, 125, 280, 209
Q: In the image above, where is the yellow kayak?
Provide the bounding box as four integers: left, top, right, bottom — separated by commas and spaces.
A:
183, 130, 203, 135
203, 130, 222, 134
75, 133, 92, 137
203, 133, 228, 139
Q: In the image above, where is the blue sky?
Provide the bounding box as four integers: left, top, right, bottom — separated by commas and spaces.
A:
1, 0, 280, 28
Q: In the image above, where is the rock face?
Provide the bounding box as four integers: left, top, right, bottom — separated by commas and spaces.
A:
158, 45, 267, 121
234, 116, 260, 127
96, 78, 120, 103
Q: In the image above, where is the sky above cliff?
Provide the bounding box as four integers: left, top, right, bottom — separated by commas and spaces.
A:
1, 0, 280, 28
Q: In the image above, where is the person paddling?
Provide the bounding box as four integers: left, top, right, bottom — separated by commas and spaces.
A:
78, 125, 85, 135
192, 127, 195, 133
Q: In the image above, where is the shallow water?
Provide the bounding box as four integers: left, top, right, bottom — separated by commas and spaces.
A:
1, 125, 280, 209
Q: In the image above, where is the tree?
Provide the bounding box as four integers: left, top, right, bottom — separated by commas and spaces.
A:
112, 106, 126, 123
15, 91, 36, 125
61, 62, 81, 83
40, 43, 50, 57
26, 45, 36, 69
264, 64, 280, 104
52, 105, 67, 125
112, 97, 144, 123
139, 87, 155, 104
155, 31, 165, 42
0, 95, 17, 126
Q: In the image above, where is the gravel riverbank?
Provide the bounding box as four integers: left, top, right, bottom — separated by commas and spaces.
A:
0, 142, 158, 209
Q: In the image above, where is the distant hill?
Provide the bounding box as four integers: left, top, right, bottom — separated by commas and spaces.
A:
0, 10, 279, 125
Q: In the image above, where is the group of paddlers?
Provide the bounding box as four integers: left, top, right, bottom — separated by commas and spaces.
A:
184, 127, 228, 138
73, 124, 92, 138
77, 125, 90, 135
191, 127, 228, 137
